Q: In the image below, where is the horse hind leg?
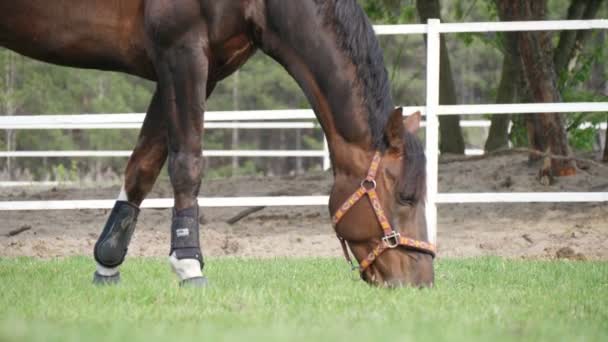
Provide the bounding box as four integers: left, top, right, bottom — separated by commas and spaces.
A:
93, 90, 168, 284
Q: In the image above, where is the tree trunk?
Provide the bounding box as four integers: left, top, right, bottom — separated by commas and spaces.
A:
260, 130, 272, 176
554, 0, 604, 86
279, 128, 287, 174
416, 0, 465, 154
3, 51, 17, 180
498, 0, 576, 177
485, 13, 522, 152
231, 70, 240, 176
604, 114, 608, 162
295, 128, 302, 174
554, 0, 588, 78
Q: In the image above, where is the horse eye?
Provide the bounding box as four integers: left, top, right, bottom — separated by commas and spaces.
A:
397, 193, 415, 206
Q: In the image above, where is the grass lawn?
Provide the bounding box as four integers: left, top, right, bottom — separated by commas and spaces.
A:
0, 257, 606, 342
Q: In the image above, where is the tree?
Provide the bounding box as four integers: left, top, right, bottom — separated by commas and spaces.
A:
416, 0, 466, 154
554, 0, 605, 163
1, 51, 18, 180
484, 28, 521, 152
604, 115, 608, 162
554, 0, 605, 84
497, 0, 576, 177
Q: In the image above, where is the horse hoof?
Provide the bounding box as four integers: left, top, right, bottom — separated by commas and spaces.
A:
93, 271, 120, 285
180, 276, 208, 288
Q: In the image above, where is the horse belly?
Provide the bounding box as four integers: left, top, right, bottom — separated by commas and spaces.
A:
0, 0, 155, 80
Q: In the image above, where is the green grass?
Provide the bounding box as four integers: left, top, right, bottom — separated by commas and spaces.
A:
0, 257, 606, 342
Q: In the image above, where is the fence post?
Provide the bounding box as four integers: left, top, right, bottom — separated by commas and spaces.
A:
425, 19, 441, 246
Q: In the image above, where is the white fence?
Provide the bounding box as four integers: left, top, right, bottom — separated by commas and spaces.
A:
2, 20, 608, 246
0, 111, 604, 159
0, 110, 495, 161
0, 110, 334, 170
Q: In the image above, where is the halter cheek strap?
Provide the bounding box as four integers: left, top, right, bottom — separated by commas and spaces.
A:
332, 152, 436, 274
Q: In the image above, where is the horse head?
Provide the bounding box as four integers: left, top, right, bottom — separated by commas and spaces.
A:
330, 110, 435, 288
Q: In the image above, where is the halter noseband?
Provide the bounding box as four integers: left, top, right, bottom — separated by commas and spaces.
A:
331, 151, 436, 274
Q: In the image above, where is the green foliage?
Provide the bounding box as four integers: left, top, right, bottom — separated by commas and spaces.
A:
303, 130, 324, 150
0, 52, 152, 179
358, 0, 417, 23
509, 116, 529, 148
1, 0, 606, 180
559, 30, 608, 152
569, 127, 597, 151
206, 160, 260, 179
455, 0, 498, 21
0, 257, 607, 342
50, 160, 79, 183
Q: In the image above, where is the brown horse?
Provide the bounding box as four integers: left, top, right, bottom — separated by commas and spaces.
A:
0, 0, 435, 287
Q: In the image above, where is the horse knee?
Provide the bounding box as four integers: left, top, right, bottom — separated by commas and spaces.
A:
124, 147, 167, 203
168, 149, 203, 189
127, 150, 165, 182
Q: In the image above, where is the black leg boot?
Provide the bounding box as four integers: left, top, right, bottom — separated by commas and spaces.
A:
93, 201, 139, 285
170, 205, 207, 287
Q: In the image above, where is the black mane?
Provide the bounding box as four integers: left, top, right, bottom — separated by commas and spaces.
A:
320, 0, 395, 150
399, 131, 427, 202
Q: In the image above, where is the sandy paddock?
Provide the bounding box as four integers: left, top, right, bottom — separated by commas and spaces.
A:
1, 154, 606, 261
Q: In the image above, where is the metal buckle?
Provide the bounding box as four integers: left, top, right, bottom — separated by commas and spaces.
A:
360, 179, 377, 190
382, 231, 401, 248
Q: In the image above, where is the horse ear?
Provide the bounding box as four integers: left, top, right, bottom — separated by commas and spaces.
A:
404, 111, 422, 134
385, 107, 404, 149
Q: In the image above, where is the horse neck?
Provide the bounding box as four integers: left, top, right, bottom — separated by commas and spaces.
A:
259, 1, 390, 176
299, 62, 375, 175
296, 61, 376, 176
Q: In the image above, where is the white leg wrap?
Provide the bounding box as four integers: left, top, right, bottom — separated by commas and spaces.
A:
96, 263, 119, 277
169, 252, 202, 281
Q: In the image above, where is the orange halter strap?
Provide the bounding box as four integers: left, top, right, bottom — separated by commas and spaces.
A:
332, 152, 436, 273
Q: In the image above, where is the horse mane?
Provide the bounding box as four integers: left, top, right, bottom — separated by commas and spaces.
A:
318, 0, 394, 150
399, 131, 427, 202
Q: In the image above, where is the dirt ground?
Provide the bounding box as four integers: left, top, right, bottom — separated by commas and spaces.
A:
1, 154, 607, 261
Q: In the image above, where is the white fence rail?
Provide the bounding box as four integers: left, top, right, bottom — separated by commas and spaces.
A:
2, 111, 605, 129
1, 20, 608, 248
0, 110, 502, 159
0, 112, 603, 159
1, 192, 607, 211
2, 110, 531, 129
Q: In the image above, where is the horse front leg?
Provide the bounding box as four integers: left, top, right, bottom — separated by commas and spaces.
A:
93, 89, 169, 284
153, 30, 210, 287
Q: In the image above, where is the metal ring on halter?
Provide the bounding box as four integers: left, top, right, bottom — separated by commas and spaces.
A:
360, 179, 376, 190
382, 231, 401, 249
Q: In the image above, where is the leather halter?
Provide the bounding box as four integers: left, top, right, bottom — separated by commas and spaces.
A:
332, 151, 436, 274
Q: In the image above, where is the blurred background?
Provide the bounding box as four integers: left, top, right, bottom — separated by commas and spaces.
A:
0, 0, 606, 183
